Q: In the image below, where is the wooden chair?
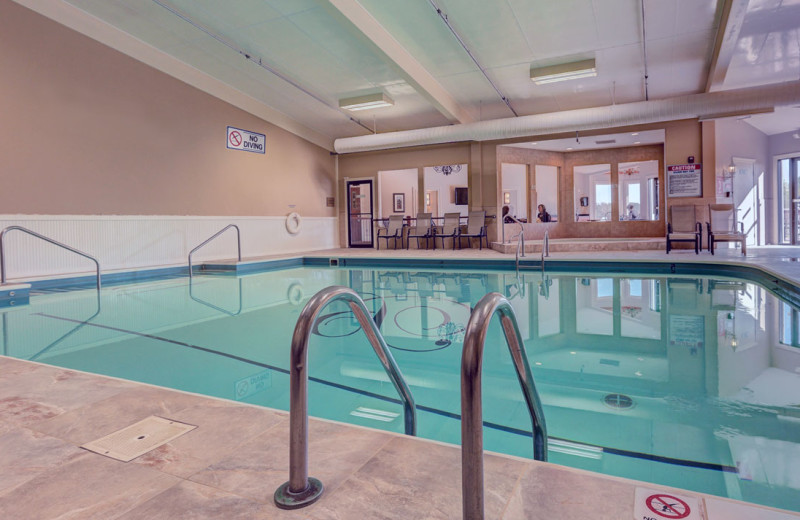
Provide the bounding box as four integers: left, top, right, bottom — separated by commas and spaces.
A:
406, 213, 434, 249
434, 213, 461, 250
376, 215, 405, 250
666, 205, 701, 254
707, 204, 746, 255
458, 211, 488, 249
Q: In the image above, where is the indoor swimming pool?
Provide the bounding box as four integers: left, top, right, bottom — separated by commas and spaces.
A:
2, 264, 799, 512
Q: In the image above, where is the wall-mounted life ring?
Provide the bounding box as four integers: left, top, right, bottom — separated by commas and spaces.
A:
287, 282, 304, 306
286, 212, 302, 234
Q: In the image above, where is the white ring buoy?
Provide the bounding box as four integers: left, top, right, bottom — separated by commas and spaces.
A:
286, 212, 302, 234
287, 282, 304, 306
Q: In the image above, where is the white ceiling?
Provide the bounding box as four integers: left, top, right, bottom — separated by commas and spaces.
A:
22, 0, 800, 146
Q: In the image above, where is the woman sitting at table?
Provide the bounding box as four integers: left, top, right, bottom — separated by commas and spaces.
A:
536, 204, 551, 223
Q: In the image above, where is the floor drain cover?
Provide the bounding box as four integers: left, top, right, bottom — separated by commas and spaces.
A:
604, 393, 634, 409
82, 415, 196, 462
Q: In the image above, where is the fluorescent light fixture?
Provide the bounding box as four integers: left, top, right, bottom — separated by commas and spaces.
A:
339, 92, 394, 111
530, 58, 597, 85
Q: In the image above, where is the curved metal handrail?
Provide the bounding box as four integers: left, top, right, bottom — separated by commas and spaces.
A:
274, 286, 416, 510
461, 292, 547, 520
0, 226, 101, 290
542, 229, 550, 264
505, 215, 525, 268
188, 224, 241, 278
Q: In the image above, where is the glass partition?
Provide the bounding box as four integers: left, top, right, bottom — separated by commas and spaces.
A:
574, 164, 611, 222
618, 160, 659, 221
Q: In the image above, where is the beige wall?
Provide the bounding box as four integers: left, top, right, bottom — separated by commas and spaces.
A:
0, 1, 335, 217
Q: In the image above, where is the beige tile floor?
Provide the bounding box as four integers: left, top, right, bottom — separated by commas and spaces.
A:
4, 244, 800, 519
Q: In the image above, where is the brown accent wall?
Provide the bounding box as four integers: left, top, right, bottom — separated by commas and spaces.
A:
0, 1, 335, 217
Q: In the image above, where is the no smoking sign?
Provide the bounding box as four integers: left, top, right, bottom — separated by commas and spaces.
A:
634, 488, 701, 520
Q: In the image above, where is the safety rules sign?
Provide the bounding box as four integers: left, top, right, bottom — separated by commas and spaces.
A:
634, 487, 701, 520
667, 164, 702, 197
227, 126, 265, 154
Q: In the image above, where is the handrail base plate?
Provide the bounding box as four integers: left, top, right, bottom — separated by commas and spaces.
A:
274, 477, 324, 509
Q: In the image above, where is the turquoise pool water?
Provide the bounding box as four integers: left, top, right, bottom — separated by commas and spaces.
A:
3, 265, 800, 512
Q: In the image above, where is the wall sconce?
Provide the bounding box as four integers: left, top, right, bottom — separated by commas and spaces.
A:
727, 159, 736, 174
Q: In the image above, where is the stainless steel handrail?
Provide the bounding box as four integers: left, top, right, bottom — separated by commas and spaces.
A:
0, 226, 101, 290
505, 216, 525, 268
274, 285, 416, 510
542, 229, 550, 259
188, 224, 241, 278
461, 292, 547, 520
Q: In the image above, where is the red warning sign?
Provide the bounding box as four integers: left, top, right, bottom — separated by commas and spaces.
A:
645, 494, 691, 519
228, 130, 242, 147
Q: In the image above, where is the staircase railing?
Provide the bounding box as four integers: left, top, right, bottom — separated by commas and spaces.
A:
188, 224, 241, 278
0, 226, 101, 290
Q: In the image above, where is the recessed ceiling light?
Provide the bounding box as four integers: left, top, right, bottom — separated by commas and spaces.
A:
535, 361, 543, 366
566, 147, 574, 150
530, 58, 597, 85
531, 142, 538, 145
634, 141, 641, 144
339, 92, 394, 111
631, 132, 639, 136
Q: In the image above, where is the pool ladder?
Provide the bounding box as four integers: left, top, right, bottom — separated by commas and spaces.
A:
275, 288, 546, 520
274, 286, 416, 510
461, 292, 547, 520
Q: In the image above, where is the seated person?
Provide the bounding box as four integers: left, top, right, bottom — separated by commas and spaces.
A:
536, 204, 551, 223
626, 204, 638, 220
502, 205, 514, 223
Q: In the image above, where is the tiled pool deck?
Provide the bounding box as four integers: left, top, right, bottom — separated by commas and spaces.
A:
3, 245, 800, 519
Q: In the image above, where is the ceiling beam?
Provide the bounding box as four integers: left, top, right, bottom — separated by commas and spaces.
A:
705, 0, 750, 92
326, 0, 475, 125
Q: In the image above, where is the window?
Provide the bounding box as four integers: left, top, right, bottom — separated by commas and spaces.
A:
574, 164, 611, 222
780, 301, 799, 347
778, 156, 800, 245
619, 160, 658, 221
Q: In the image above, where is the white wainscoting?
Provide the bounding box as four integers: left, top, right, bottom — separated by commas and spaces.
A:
0, 215, 338, 280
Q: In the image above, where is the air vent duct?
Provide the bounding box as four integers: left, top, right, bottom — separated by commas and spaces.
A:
334, 81, 800, 154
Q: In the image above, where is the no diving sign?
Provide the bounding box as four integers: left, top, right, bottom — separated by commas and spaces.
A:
634, 487, 701, 520
227, 126, 265, 154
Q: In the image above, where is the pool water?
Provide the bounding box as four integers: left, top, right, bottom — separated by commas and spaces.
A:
3, 265, 800, 512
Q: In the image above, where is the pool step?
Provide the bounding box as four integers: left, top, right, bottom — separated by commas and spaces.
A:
0, 283, 31, 308
192, 261, 243, 276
